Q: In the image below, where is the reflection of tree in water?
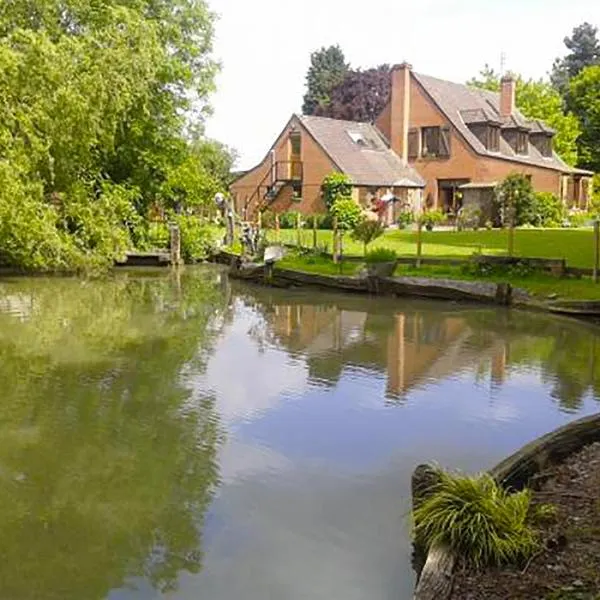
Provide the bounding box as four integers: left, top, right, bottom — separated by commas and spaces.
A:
0, 271, 226, 599
461, 310, 600, 413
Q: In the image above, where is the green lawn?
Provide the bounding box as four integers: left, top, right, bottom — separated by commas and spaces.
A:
273, 228, 597, 269
393, 263, 600, 301
268, 249, 600, 301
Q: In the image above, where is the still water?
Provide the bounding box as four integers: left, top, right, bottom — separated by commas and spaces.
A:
1, 266, 599, 600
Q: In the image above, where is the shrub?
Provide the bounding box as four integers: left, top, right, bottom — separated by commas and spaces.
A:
421, 209, 445, 230
566, 210, 593, 228
321, 173, 353, 210
174, 215, 218, 262
397, 211, 414, 229
413, 469, 538, 569
278, 212, 302, 229
330, 197, 362, 231
528, 192, 565, 227
456, 206, 482, 231
301, 213, 334, 230
365, 247, 398, 264
495, 173, 535, 227
351, 219, 385, 254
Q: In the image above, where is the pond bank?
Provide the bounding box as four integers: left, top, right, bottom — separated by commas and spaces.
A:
412, 413, 600, 600
211, 251, 600, 320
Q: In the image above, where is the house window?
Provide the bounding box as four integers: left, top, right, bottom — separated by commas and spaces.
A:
421, 126, 451, 158
516, 131, 528, 155
540, 137, 552, 157
487, 126, 500, 152
408, 128, 420, 159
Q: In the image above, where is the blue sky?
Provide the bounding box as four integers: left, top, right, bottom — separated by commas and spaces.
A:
204, 0, 598, 170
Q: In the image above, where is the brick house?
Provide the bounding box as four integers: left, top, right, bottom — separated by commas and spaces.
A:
230, 114, 425, 224
376, 63, 593, 218
231, 63, 593, 223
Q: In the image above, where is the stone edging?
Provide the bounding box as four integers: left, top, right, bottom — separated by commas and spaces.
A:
412, 412, 600, 600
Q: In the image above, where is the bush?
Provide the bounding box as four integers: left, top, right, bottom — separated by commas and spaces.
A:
528, 192, 565, 227
566, 210, 593, 228
397, 211, 414, 229
278, 212, 302, 229
421, 209, 445, 230
300, 213, 334, 230
365, 247, 398, 264
174, 215, 218, 262
351, 219, 385, 254
413, 469, 538, 569
330, 197, 362, 231
495, 173, 536, 227
456, 206, 482, 231
321, 173, 353, 210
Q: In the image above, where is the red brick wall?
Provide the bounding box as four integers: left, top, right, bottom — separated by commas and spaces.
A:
377, 72, 563, 208
230, 116, 338, 218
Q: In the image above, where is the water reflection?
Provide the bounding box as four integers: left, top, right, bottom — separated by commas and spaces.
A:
0, 271, 227, 599
1, 270, 599, 600
241, 285, 600, 413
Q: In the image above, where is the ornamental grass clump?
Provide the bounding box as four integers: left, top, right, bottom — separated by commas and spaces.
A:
413, 470, 539, 569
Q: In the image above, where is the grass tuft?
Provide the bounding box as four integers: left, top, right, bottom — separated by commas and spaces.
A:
413, 470, 539, 569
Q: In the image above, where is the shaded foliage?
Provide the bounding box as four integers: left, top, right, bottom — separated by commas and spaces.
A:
315, 65, 392, 122
302, 45, 349, 115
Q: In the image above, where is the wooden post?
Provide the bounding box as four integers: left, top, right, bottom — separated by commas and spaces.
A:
296, 212, 302, 249
333, 217, 339, 263
257, 210, 262, 231
416, 220, 423, 268
313, 214, 318, 250
170, 224, 181, 266
275, 213, 280, 242
594, 220, 600, 284
508, 224, 515, 257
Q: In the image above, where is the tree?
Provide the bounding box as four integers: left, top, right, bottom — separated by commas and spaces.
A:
302, 45, 349, 115
551, 22, 600, 94
316, 65, 392, 122
495, 173, 535, 227
0, 0, 221, 270
351, 219, 385, 255
321, 172, 353, 210
468, 67, 581, 166
568, 65, 600, 172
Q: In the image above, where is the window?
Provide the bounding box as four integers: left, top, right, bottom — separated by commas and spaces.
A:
421, 126, 450, 158
408, 128, 420, 159
289, 132, 301, 157
348, 131, 367, 146
487, 126, 500, 152
516, 131, 528, 155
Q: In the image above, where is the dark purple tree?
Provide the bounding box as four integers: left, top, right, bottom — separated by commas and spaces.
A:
315, 65, 392, 122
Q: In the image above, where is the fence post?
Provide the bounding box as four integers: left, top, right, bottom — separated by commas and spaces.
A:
333, 217, 339, 263
275, 213, 280, 243
594, 220, 600, 284
313, 214, 318, 250
416, 220, 423, 268
296, 212, 302, 249
170, 224, 182, 266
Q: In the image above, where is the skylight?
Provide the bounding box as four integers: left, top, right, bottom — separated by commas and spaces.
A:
347, 131, 367, 146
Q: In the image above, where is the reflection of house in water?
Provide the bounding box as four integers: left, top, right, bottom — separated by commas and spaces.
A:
266, 302, 509, 400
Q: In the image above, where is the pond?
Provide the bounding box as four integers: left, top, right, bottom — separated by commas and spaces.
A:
1, 266, 599, 600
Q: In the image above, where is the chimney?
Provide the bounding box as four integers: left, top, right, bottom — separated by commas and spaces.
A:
500, 73, 516, 117
390, 62, 412, 162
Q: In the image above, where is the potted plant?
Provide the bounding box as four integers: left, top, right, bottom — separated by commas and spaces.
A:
364, 247, 398, 277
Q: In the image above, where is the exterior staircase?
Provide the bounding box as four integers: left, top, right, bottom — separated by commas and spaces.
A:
243, 161, 303, 219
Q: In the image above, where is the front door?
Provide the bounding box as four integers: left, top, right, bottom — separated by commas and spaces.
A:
437, 179, 470, 216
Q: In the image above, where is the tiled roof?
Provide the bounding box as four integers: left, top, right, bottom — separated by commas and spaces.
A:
298, 115, 425, 188
412, 72, 575, 173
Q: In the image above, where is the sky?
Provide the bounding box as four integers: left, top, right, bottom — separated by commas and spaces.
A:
204, 0, 599, 170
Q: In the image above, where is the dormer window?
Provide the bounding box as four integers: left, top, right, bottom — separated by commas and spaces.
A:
488, 126, 500, 152
530, 133, 553, 158
516, 131, 528, 155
